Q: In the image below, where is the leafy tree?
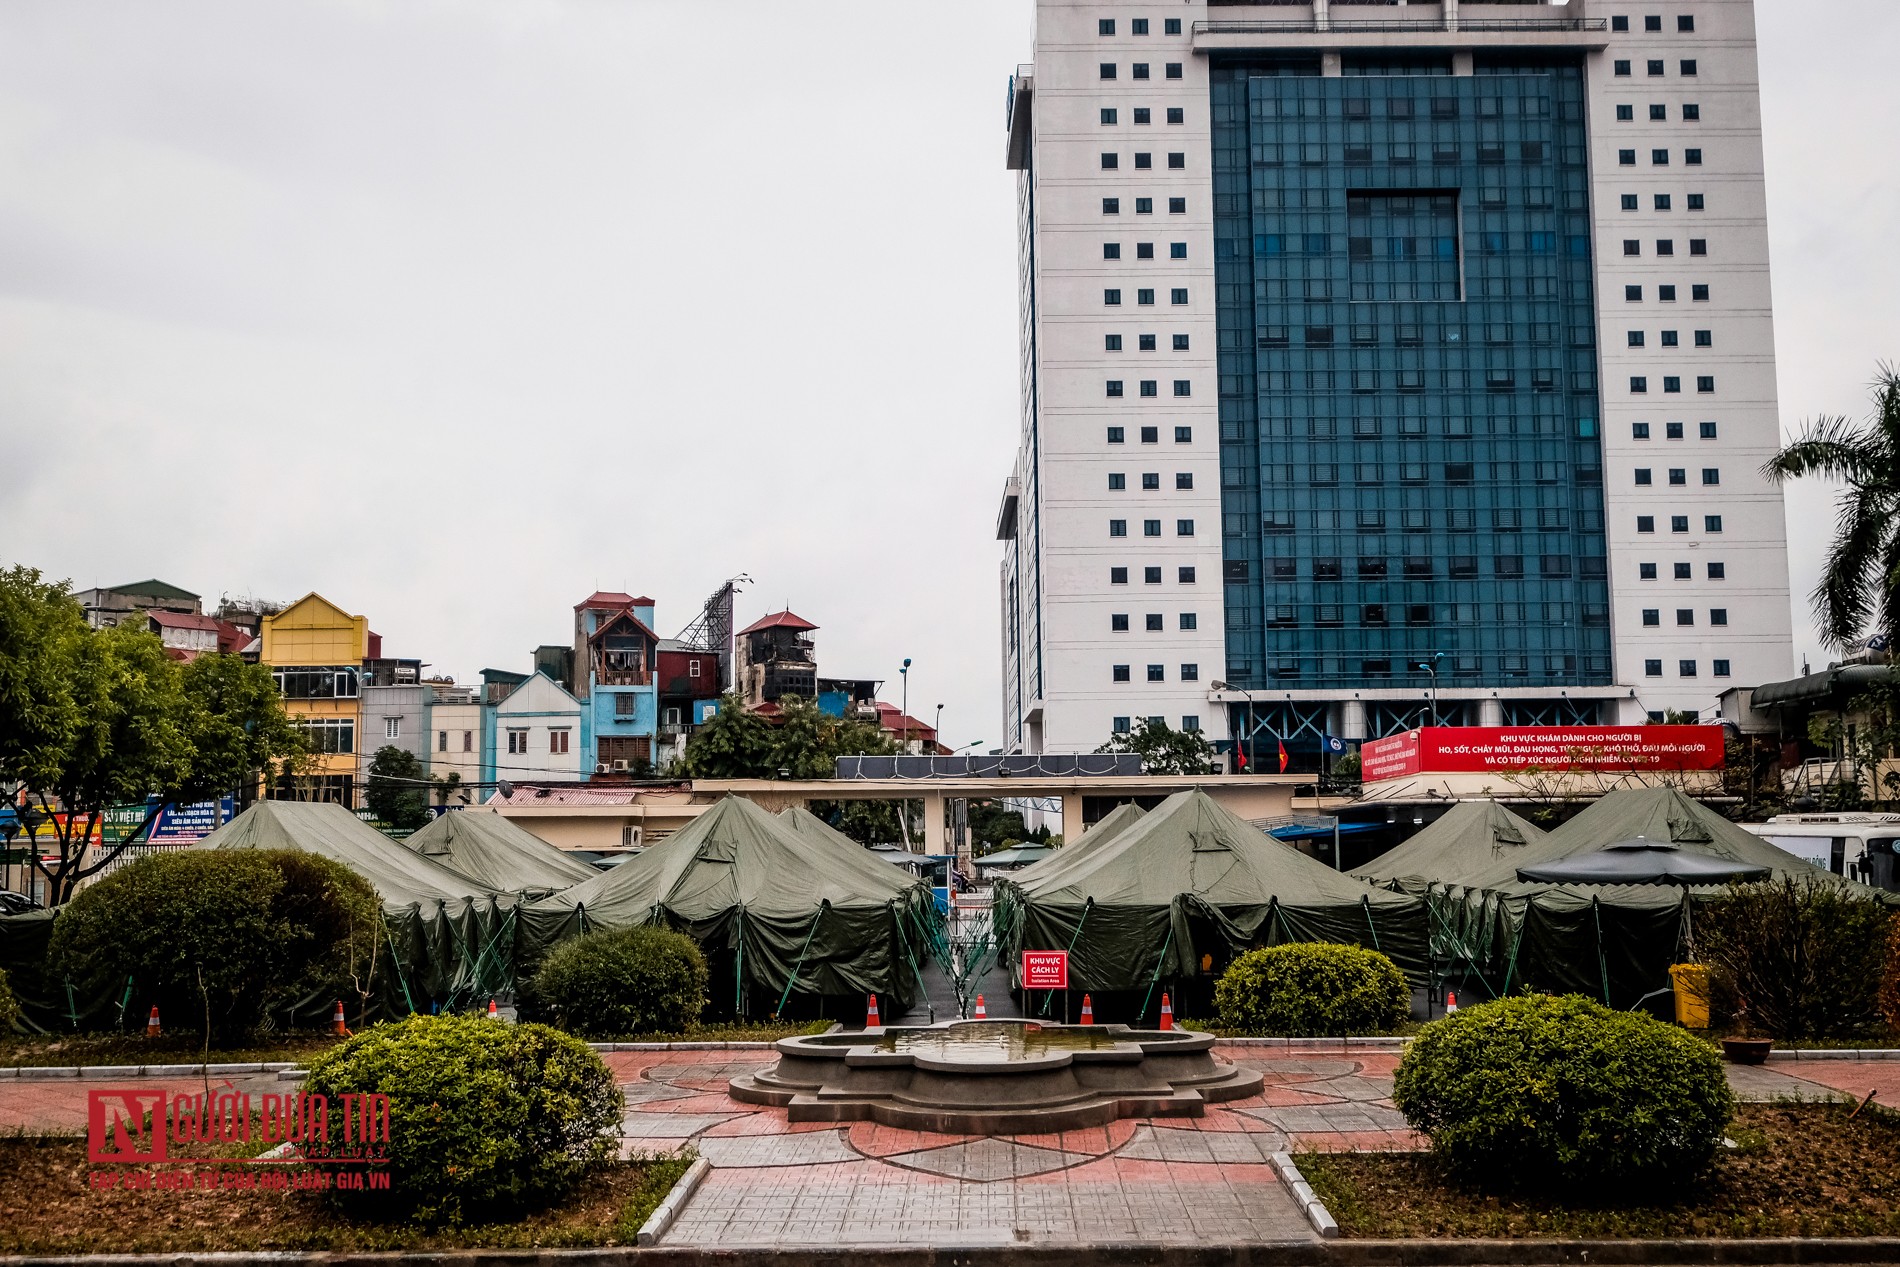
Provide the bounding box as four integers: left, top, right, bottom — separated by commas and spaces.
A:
967, 800, 1029, 848
366, 745, 431, 831
0, 565, 304, 902
1095, 718, 1219, 775
1763, 363, 1900, 648
678, 693, 775, 778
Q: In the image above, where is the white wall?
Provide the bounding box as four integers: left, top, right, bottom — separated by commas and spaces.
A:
493, 673, 584, 781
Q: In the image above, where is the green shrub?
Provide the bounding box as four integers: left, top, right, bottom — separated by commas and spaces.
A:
0, 966, 20, 1033
1699, 877, 1891, 1040
531, 925, 708, 1039
47, 849, 381, 1040
1392, 993, 1733, 1192
303, 1012, 620, 1224
1213, 942, 1409, 1036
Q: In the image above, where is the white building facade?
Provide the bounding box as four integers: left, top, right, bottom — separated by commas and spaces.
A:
999, 0, 1792, 764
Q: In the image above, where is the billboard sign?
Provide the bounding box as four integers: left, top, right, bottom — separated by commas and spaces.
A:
1022, 950, 1069, 990
102, 798, 235, 845
1362, 726, 1726, 783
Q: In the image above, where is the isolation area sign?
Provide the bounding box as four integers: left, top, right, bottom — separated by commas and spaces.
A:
1361, 726, 1726, 783
1022, 950, 1069, 990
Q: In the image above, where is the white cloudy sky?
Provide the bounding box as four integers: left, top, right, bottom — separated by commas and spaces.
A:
2, 1, 1896, 745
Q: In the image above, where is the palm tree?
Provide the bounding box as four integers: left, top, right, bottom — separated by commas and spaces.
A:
1763, 363, 1900, 649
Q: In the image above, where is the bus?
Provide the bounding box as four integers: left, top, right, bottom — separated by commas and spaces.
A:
1742, 813, 1900, 891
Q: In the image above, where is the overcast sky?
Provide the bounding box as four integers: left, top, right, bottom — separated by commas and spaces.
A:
2, 1, 1896, 745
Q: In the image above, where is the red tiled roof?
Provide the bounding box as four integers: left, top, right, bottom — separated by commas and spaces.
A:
630, 596, 655, 605
586, 608, 660, 644
148, 611, 221, 632
874, 701, 937, 741
213, 620, 250, 654
737, 610, 818, 636
575, 591, 636, 611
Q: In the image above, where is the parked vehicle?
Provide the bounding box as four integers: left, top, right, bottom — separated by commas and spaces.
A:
1742, 813, 1900, 890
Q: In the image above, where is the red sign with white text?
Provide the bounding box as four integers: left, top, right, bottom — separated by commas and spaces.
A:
1361, 726, 1725, 783
1022, 950, 1069, 990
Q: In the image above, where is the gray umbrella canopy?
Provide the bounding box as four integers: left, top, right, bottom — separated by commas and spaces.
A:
1517, 837, 1771, 886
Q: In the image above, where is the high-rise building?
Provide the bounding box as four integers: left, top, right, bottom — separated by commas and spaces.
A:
998, 0, 1792, 764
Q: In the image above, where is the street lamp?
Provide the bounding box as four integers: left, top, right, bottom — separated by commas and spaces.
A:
1415, 652, 1445, 727
956, 740, 985, 753
899, 658, 912, 753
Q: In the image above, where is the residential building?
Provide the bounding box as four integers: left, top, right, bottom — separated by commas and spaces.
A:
735, 611, 820, 706
483, 671, 585, 784
361, 655, 427, 777
424, 679, 485, 801
261, 593, 368, 806
79, 579, 201, 629
574, 592, 661, 774
874, 702, 943, 754
146, 610, 223, 660
656, 641, 723, 766
998, 0, 1792, 763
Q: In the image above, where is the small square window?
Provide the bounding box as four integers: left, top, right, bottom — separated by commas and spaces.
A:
1167, 197, 1186, 213
1100, 108, 1118, 126
1146, 663, 1165, 682
1668, 467, 1686, 485
1661, 330, 1680, 348
1164, 18, 1181, 34
1132, 151, 1150, 169
1655, 193, 1672, 211
1637, 515, 1655, 533
1640, 563, 1659, 579
1111, 613, 1129, 631
1659, 284, 1678, 301
1174, 472, 1192, 490
1179, 662, 1198, 680
1631, 376, 1649, 393
1105, 288, 1122, 306
1135, 197, 1153, 214
1678, 14, 1696, 31
1683, 103, 1701, 121
1139, 333, 1157, 350
1663, 375, 1680, 393
1666, 421, 1684, 438
1671, 515, 1689, 533
1172, 333, 1189, 350
1681, 59, 1698, 76
1130, 17, 1148, 35
1174, 426, 1192, 443
1645, 659, 1663, 677
1676, 608, 1695, 626
1711, 608, 1729, 626
1706, 515, 1724, 533
1112, 715, 1131, 734
1674, 562, 1693, 579
1178, 612, 1197, 629
1176, 518, 1194, 536
1626, 285, 1643, 301
1169, 242, 1186, 259
1143, 518, 1161, 537
1170, 287, 1188, 305
1697, 376, 1715, 394
1181, 714, 1200, 732
1644, 14, 1662, 31
1656, 239, 1674, 256
1172, 379, 1191, 397
1137, 288, 1154, 305
1647, 59, 1665, 76
1144, 613, 1163, 631
1694, 329, 1712, 347
1098, 18, 1115, 35
1103, 198, 1120, 215
1700, 421, 1718, 438
1141, 426, 1159, 443
1099, 63, 1117, 80
1652, 148, 1670, 165
1692, 284, 1710, 301
1133, 107, 1151, 125
1687, 193, 1705, 210
1113, 664, 1131, 682
1621, 194, 1639, 210
1633, 422, 1651, 439
1618, 148, 1637, 166
1132, 62, 1150, 80
1713, 659, 1731, 678
1612, 15, 1629, 31
1679, 659, 1698, 677
1614, 59, 1631, 76
1107, 426, 1125, 443
1141, 472, 1160, 490
1103, 242, 1121, 260
1105, 333, 1122, 352
1178, 565, 1196, 584
1166, 107, 1184, 124
1111, 567, 1128, 584
1139, 379, 1157, 397
1628, 330, 1645, 347
1634, 468, 1653, 485
1649, 103, 1668, 121
1701, 466, 1720, 485
1617, 104, 1635, 121
1165, 63, 1182, 80
1708, 562, 1725, 579
1108, 472, 1125, 490
1685, 147, 1703, 166
1642, 609, 1660, 626
1109, 519, 1127, 537
1623, 239, 1641, 256
1167, 152, 1184, 169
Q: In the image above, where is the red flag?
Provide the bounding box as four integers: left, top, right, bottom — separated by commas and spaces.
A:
1278, 739, 1289, 773
1235, 745, 1248, 771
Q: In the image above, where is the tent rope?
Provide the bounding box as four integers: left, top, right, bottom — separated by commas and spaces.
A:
774, 903, 827, 1018
1501, 914, 1526, 995
1039, 898, 1094, 1018
1359, 895, 1382, 953
734, 906, 746, 1016
899, 903, 932, 1013
1139, 921, 1175, 1024
1426, 891, 1498, 1000
1591, 896, 1611, 1005
458, 907, 517, 1009
116, 974, 135, 1027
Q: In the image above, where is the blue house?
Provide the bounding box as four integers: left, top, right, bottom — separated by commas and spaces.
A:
573, 592, 661, 775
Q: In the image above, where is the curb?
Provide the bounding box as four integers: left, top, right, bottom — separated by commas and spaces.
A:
10, 1238, 1900, 1265
0, 1062, 301, 1080
635, 1156, 712, 1248
1767, 1048, 1900, 1061
590, 1042, 778, 1053
1271, 1150, 1339, 1240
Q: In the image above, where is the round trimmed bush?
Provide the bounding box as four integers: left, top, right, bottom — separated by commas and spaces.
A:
304, 1012, 620, 1224
531, 925, 708, 1039
1392, 993, 1733, 1191
47, 848, 380, 1040
1213, 942, 1409, 1036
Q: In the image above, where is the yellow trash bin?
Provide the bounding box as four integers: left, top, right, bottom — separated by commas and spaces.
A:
1670, 963, 1711, 1029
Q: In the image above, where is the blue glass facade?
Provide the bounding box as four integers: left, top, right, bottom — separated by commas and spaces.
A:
1212, 55, 1611, 693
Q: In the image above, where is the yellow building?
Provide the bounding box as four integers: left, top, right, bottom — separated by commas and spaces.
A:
261, 593, 368, 807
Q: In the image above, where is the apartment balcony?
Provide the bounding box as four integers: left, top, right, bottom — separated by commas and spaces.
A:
597, 669, 652, 688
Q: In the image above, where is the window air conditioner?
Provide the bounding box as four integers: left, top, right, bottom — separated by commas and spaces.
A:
595, 763, 611, 775
612, 759, 630, 772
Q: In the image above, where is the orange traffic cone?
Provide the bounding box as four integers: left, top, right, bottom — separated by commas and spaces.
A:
1079, 994, 1094, 1025
974, 995, 988, 1019
1159, 992, 1174, 1031
331, 1000, 349, 1036
487, 999, 500, 1019
866, 994, 881, 1027
146, 1005, 160, 1038
1446, 991, 1459, 1014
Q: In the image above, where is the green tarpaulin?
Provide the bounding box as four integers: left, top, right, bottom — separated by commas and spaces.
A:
1352, 800, 1550, 891
994, 790, 1428, 1013
196, 800, 518, 1014
518, 795, 942, 1018
1005, 801, 1146, 888
401, 809, 597, 898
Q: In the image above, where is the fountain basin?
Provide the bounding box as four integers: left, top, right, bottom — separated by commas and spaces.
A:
728, 1020, 1263, 1134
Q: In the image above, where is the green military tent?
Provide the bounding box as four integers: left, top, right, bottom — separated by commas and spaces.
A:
1352, 800, 1550, 891
518, 795, 942, 1019
196, 800, 517, 1015
777, 807, 927, 884
401, 809, 597, 898
1005, 801, 1146, 888
994, 789, 1427, 1021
